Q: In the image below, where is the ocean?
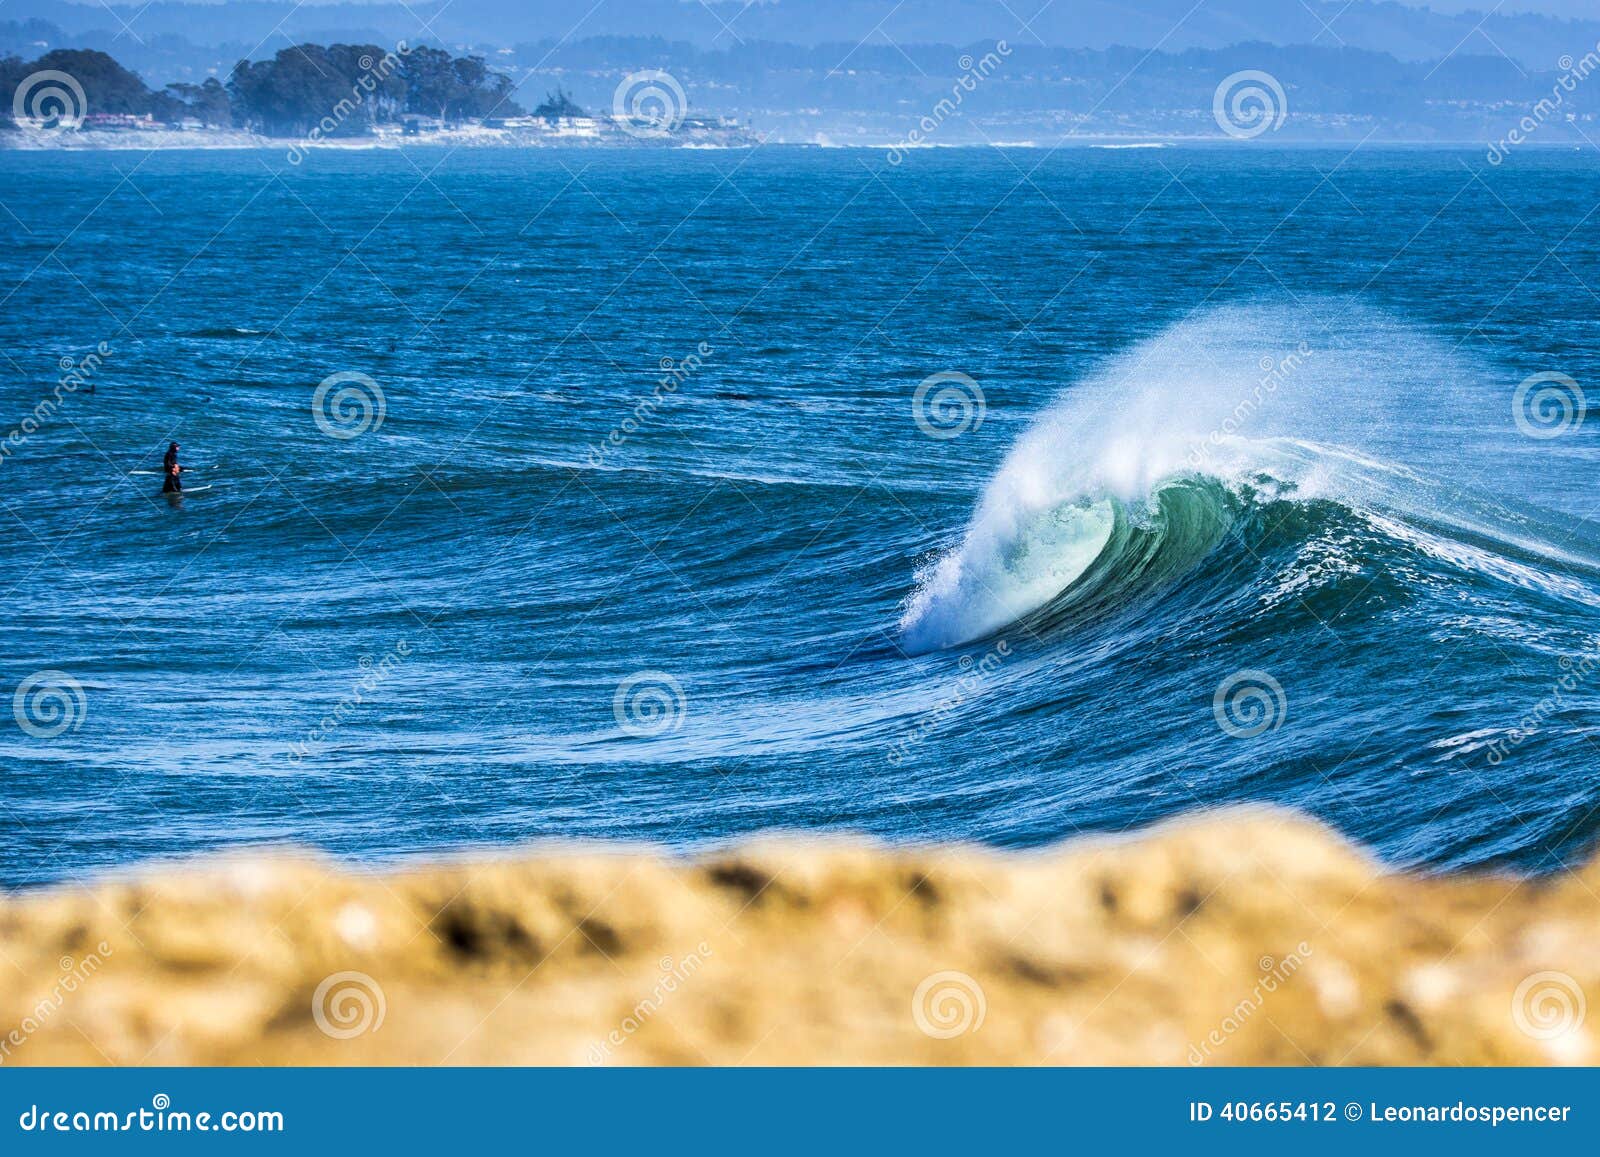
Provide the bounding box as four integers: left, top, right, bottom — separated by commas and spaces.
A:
1, 145, 1596, 889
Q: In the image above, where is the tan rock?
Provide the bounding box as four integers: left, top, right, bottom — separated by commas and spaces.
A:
0, 807, 1593, 1065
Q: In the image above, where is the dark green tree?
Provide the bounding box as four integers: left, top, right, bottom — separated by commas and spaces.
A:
230, 44, 402, 136
533, 86, 585, 119
165, 78, 233, 126
401, 46, 522, 122
15, 49, 151, 117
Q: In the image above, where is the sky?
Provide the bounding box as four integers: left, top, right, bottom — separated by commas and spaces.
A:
41, 0, 1600, 12
1401, 0, 1597, 14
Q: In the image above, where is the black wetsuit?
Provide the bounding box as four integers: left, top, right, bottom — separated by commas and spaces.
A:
162, 448, 182, 493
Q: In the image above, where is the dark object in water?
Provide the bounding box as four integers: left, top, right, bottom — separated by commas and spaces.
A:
162, 442, 182, 493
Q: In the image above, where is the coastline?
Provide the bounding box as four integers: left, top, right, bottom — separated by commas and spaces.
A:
1, 807, 1594, 1066
2, 133, 1577, 154
0, 123, 761, 153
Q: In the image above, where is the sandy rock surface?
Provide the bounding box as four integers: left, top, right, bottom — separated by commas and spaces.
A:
1, 809, 1595, 1065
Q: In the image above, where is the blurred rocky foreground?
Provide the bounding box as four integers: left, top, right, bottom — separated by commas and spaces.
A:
1, 808, 1596, 1065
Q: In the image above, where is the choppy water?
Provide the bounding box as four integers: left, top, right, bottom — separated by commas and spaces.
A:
1, 146, 1597, 888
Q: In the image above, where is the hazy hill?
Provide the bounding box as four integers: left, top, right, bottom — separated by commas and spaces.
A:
9, 0, 1600, 67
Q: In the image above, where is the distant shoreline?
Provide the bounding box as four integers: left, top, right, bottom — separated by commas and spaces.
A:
0, 132, 1563, 153
0, 121, 760, 153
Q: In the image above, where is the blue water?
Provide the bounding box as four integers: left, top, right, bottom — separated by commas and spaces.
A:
2, 146, 1598, 889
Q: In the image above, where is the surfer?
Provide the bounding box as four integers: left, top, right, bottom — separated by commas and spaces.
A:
162, 442, 183, 493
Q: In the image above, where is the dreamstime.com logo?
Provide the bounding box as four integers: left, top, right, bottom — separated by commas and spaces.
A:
1185, 341, 1312, 469
1212, 70, 1288, 139
587, 944, 713, 1064
1511, 971, 1586, 1041
887, 639, 1011, 766
611, 675, 688, 736
287, 41, 410, 164
885, 43, 1012, 162
0, 942, 112, 1064
613, 671, 687, 737
12, 670, 87, 739
1486, 41, 1600, 164
913, 371, 986, 439
1486, 640, 1600, 768
1512, 371, 1586, 439
17, 1094, 283, 1134
586, 342, 715, 466
0, 342, 110, 472
612, 70, 687, 138
1188, 943, 1313, 1065
911, 970, 986, 1039
1212, 669, 1287, 738
288, 640, 412, 764
313, 371, 386, 440
12, 70, 86, 131
311, 971, 386, 1039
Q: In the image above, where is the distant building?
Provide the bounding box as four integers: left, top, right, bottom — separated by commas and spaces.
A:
82, 113, 157, 130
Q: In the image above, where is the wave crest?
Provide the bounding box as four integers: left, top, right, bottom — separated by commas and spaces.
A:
900, 300, 1590, 652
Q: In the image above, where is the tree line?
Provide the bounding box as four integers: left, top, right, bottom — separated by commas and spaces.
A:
1, 43, 526, 134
